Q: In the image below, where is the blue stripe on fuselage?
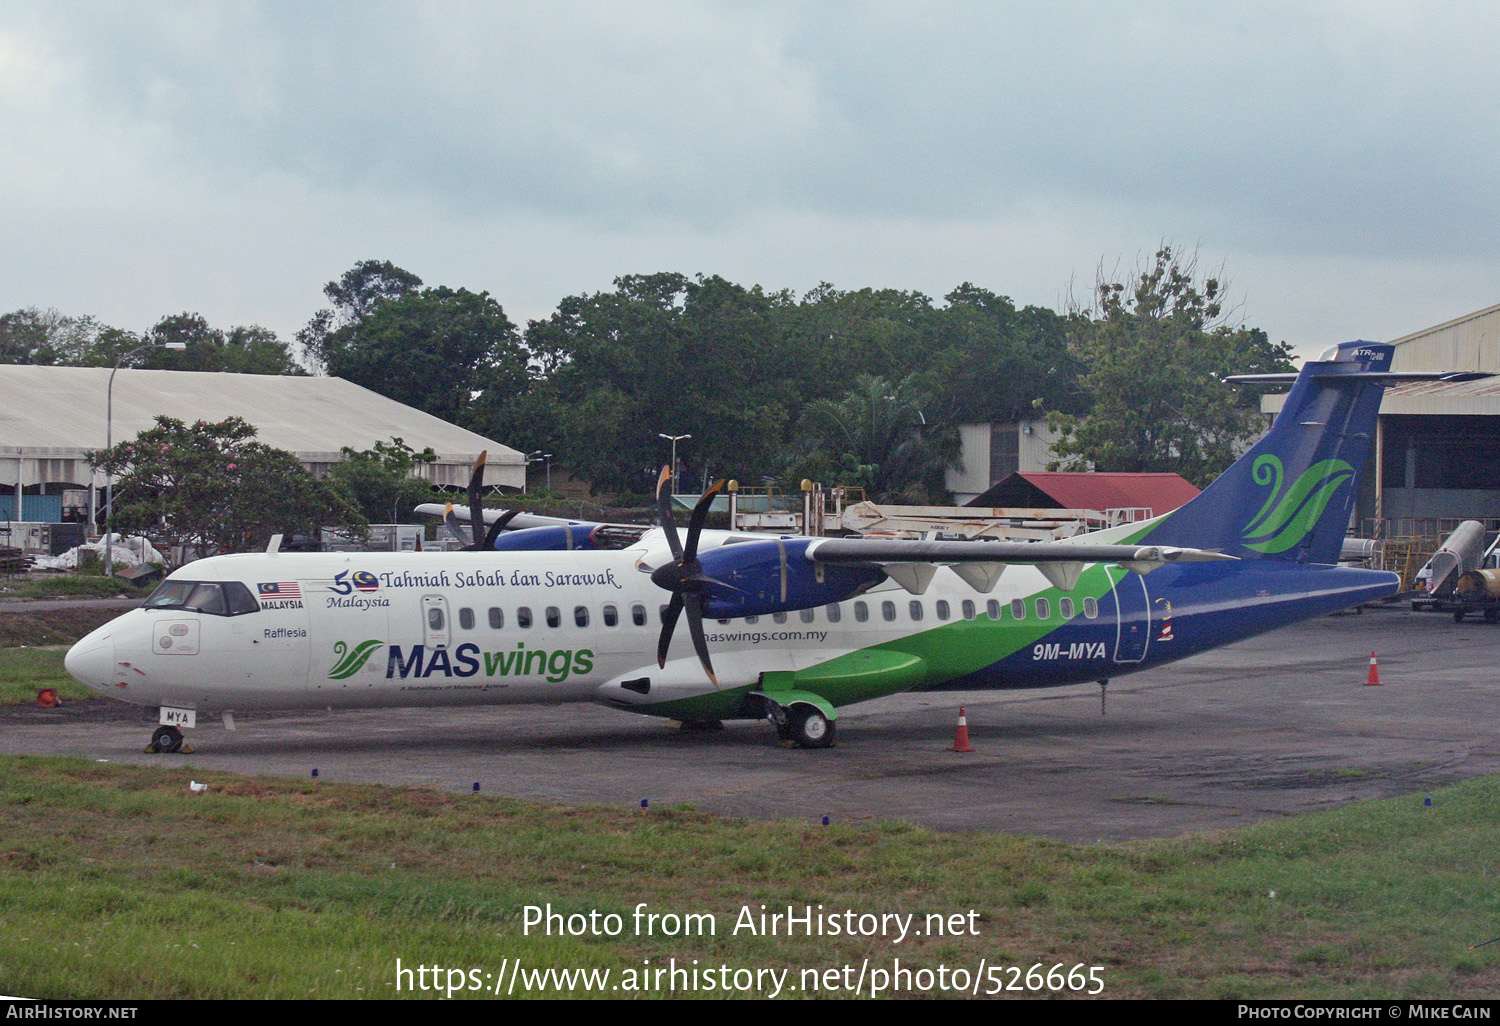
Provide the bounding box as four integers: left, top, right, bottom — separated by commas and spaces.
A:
924, 562, 1399, 692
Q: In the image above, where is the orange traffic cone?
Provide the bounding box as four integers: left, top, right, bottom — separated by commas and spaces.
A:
36, 688, 59, 707
1364, 652, 1382, 687
949, 708, 976, 752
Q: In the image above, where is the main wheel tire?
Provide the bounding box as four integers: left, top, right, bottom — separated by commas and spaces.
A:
789, 706, 835, 749
149, 725, 184, 754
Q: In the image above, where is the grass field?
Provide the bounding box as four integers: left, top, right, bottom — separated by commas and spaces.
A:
0, 647, 90, 704
0, 576, 147, 600
1, 754, 1497, 999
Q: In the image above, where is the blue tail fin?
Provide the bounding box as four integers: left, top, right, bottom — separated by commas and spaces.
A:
1141, 340, 1392, 564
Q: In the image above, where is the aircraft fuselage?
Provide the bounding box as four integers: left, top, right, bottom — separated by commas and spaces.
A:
64, 544, 1398, 725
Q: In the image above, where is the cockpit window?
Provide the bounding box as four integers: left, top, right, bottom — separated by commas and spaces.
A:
222, 582, 260, 615
143, 580, 261, 617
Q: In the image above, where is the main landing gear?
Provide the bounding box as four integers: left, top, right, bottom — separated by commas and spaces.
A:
770, 703, 837, 749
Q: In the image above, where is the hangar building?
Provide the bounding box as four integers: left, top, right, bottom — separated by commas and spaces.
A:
1265, 303, 1500, 532
0, 366, 525, 523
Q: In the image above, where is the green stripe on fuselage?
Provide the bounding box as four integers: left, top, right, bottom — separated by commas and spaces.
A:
631, 560, 1127, 720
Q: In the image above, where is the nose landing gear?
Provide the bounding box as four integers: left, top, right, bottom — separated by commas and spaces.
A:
147, 725, 190, 754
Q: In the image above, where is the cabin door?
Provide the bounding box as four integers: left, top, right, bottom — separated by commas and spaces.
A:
1110, 567, 1151, 664
421, 593, 451, 650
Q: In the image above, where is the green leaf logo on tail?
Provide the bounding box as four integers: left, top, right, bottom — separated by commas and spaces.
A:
328, 640, 384, 679
1241, 455, 1354, 554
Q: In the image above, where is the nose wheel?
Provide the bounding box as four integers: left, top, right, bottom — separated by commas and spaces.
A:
148, 725, 187, 754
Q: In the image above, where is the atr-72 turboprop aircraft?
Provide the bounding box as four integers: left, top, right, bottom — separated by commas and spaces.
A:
66, 341, 1468, 753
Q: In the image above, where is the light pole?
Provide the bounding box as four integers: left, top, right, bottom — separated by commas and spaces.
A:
104, 341, 186, 578
527, 451, 553, 493
658, 433, 691, 492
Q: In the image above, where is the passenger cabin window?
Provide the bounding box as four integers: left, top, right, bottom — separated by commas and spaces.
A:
1083, 597, 1099, 619
458, 607, 475, 630
987, 600, 1001, 620
854, 601, 869, 623
427, 606, 445, 631
631, 604, 647, 627
825, 603, 842, 623
1034, 597, 1051, 620
881, 601, 896, 622
517, 606, 533, 629
908, 600, 923, 622
773, 612, 787, 624
936, 600, 950, 621
546, 606, 561, 628
1010, 599, 1026, 621
603, 604, 619, 627
1059, 597, 1075, 619
800, 608, 815, 624
488, 607, 504, 629
143, 580, 260, 617
574, 606, 589, 628
962, 600, 976, 620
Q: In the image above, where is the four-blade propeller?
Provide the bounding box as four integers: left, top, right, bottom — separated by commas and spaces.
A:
445, 451, 522, 550
650, 467, 725, 686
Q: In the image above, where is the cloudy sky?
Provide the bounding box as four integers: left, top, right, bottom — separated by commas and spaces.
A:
2, 1, 1496, 361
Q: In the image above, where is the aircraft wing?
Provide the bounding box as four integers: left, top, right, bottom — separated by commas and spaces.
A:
412, 502, 587, 532
805, 537, 1234, 593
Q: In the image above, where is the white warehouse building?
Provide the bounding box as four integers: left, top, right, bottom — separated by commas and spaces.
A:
0, 366, 525, 524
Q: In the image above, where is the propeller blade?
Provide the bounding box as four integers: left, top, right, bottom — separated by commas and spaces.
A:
441, 502, 471, 546
651, 473, 724, 687
466, 451, 489, 551
655, 466, 682, 560
683, 591, 718, 687
657, 591, 684, 668
682, 479, 725, 562
480, 507, 522, 550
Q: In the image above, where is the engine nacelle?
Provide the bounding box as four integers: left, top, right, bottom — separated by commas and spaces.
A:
489, 524, 602, 551
696, 538, 883, 618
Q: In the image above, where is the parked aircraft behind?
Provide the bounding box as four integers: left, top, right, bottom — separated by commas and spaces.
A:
66, 341, 1471, 752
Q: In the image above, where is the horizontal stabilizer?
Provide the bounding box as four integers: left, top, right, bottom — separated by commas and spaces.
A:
1227, 371, 1491, 384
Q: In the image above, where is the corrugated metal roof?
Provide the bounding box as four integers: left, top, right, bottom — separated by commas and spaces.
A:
1262, 376, 1500, 417
1388, 302, 1500, 346
0, 366, 523, 487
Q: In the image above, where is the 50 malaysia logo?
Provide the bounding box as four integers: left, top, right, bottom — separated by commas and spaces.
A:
329, 570, 381, 596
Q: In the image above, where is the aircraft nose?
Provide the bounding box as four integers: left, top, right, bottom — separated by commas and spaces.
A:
65, 629, 115, 692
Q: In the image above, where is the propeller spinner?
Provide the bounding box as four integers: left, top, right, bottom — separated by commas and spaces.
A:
650, 467, 726, 686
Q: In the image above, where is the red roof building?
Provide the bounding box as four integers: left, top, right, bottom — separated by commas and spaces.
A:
966, 471, 1200, 517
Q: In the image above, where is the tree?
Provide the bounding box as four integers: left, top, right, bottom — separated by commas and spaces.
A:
298, 260, 425, 373
784, 373, 956, 502
323, 260, 425, 325
923, 284, 1085, 426
89, 416, 365, 559
324, 438, 438, 524
316, 286, 524, 422
1045, 246, 1295, 487
0, 308, 139, 366
135, 313, 304, 374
